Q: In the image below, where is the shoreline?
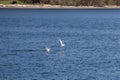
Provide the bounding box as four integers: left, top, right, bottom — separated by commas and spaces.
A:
1, 4, 120, 9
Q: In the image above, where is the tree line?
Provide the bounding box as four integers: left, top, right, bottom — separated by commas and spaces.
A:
1, 0, 120, 6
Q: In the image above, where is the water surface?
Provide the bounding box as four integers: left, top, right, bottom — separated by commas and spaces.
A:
0, 8, 120, 80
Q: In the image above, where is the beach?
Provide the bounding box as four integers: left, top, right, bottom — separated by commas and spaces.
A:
1, 4, 120, 9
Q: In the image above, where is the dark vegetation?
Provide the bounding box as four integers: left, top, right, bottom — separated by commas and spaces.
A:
12, 0, 17, 4
0, 0, 120, 6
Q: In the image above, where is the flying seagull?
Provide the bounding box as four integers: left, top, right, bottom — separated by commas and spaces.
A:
45, 47, 50, 52
59, 39, 65, 47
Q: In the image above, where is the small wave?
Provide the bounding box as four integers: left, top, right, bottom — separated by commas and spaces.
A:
41, 72, 58, 78
0, 49, 44, 52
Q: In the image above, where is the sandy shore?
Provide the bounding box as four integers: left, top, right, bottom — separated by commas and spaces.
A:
0, 4, 120, 9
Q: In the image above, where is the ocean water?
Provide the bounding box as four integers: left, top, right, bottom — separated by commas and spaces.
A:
0, 8, 120, 80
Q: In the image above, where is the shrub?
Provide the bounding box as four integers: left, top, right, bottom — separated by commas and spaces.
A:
11, 0, 17, 4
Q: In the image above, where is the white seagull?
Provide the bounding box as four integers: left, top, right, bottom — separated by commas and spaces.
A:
45, 47, 50, 52
59, 39, 65, 47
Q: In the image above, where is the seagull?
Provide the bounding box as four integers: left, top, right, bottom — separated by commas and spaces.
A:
59, 39, 65, 47
45, 47, 50, 52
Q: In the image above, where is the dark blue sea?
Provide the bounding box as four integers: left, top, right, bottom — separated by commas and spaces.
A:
0, 8, 120, 80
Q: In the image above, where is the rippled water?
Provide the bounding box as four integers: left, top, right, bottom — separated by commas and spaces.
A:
0, 8, 120, 80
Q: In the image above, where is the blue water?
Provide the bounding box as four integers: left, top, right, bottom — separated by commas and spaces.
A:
1, 8, 120, 80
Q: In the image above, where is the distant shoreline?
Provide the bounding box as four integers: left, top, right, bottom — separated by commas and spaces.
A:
1, 4, 120, 9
